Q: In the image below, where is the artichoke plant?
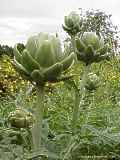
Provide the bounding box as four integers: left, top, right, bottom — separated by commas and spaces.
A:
62, 11, 81, 36
70, 32, 109, 133
13, 32, 75, 151
75, 32, 109, 65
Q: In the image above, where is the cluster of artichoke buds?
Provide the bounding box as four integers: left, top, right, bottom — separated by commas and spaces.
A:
75, 32, 109, 65
62, 11, 81, 36
85, 72, 100, 91
13, 33, 75, 85
8, 108, 35, 128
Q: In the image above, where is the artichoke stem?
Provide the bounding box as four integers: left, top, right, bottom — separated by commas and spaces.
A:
80, 64, 91, 91
71, 35, 76, 53
71, 35, 78, 62
72, 64, 91, 133
31, 84, 44, 151
71, 88, 80, 133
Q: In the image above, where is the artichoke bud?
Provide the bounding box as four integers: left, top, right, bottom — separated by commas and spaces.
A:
8, 108, 35, 128
13, 32, 74, 85
75, 32, 108, 64
85, 73, 100, 91
63, 11, 80, 35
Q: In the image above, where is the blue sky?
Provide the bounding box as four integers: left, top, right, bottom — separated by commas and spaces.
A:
0, 0, 120, 46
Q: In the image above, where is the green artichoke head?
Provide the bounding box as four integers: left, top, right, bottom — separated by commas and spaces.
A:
85, 72, 100, 91
62, 11, 81, 36
8, 108, 35, 128
13, 33, 75, 85
75, 32, 109, 65
82, 32, 104, 50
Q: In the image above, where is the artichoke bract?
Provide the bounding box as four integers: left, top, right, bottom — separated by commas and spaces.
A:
75, 32, 109, 65
13, 33, 75, 85
62, 11, 81, 36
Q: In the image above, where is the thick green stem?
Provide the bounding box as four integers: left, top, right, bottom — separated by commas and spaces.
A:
79, 64, 91, 98
72, 64, 91, 133
71, 88, 79, 132
71, 35, 79, 133
71, 35, 77, 53
31, 84, 44, 151
71, 36, 75, 50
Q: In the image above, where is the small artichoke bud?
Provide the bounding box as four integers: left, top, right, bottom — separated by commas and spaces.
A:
75, 32, 109, 65
8, 108, 35, 128
13, 33, 75, 85
62, 11, 81, 36
85, 73, 100, 91
82, 32, 103, 50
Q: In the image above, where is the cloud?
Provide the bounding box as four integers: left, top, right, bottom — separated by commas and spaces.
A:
0, 0, 120, 18
0, 17, 64, 46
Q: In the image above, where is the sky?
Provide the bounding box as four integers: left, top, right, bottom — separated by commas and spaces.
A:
0, 0, 120, 46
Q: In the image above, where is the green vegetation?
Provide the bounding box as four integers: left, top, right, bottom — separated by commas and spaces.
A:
0, 9, 120, 160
